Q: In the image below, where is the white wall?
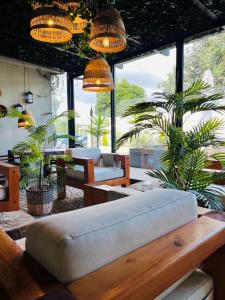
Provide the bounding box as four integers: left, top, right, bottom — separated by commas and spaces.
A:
0, 57, 55, 155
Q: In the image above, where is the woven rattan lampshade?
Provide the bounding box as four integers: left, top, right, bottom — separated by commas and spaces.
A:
18, 111, 35, 128
66, 1, 80, 10
90, 8, 126, 53
72, 15, 88, 34
30, 2, 72, 43
83, 57, 114, 92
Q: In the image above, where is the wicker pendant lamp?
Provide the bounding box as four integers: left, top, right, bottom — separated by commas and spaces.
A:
72, 15, 88, 34
66, 1, 80, 10
30, 2, 72, 44
83, 57, 114, 92
90, 8, 126, 53
18, 111, 35, 129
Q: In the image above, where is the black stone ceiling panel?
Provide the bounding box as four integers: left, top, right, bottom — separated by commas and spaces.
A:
0, 0, 224, 76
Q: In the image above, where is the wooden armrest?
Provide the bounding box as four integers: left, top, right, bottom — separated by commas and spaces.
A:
114, 154, 129, 162
0, 230, 63, 300
114, 155, 130, 181
71, 158, 94, 166
68, 216, 225, 300
57, 158, 95, 184
0, 162, 18, 177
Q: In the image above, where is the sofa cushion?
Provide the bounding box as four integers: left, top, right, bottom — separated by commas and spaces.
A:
66, 166, 124, 182
66, 148, 101, 165
160, 270, 213, 300
0, 184, 6, 201
102, 153, 115, 167
26, 188, 197, 284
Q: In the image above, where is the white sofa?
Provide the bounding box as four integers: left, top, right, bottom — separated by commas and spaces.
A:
18, 188, 213, 299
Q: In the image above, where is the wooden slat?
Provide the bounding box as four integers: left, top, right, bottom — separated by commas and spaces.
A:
0, 230, 62, 300
68, 216, 225, 300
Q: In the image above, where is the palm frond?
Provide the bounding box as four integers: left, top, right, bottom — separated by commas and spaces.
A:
179, 80, 210, 98
116, 123, 153, 149
123, 102, 163, 117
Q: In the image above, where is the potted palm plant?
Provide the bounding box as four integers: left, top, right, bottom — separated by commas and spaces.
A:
117, 81, 225, 210
86, 113, 109, 148
12, 110, 74, 216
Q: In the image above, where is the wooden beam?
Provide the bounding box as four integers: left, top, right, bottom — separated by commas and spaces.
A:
68, 216, 225, 300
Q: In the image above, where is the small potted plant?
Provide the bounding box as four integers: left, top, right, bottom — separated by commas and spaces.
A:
12, 110, 74, 216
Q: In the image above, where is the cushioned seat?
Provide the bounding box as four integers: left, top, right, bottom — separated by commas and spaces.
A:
0, 184, 6, 201
161, 269, 213, 300
26, 188, 197, 284
66, 165, 124, 182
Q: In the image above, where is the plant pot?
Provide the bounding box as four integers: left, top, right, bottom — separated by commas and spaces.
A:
26, 185, 55, 216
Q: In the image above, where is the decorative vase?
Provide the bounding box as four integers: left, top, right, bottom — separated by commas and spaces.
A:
26, 185, 55, 216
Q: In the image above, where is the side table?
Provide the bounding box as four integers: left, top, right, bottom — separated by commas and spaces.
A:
84, 184, 142, 207
0, 211, 35, 240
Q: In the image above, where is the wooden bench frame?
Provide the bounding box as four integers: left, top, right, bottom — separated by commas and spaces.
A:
1, 214, 225, 299
0, 162, 19, 211
56, 154, 130, 199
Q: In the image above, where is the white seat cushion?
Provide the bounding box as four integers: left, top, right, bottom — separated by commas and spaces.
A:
66, 166, 124, 182
161, 270, 213, 300
0, 184, 6, 201
26, 188, 197, 284
16, 238, 26, 250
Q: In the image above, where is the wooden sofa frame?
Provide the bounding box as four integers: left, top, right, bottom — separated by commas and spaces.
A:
0, 162, 19, 212
1, 211, 225, 300
56, 154, 130, 199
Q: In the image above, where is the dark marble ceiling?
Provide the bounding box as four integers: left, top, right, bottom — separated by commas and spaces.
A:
0, 0, 225, 76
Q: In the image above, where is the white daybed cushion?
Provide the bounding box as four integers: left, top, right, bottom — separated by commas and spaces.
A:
67, 148, 101, 165
66, 165, 124, 181
0, 184, 6, 201
25, 188, 197, 284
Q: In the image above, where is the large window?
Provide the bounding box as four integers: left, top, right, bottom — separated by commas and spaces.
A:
114, 47, 176, 169
183, 31, 225, 155
51, 73, 69, 149
73, 77, 111, 152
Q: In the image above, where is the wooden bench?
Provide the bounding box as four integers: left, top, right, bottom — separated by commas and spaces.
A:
1, 213, 225, 299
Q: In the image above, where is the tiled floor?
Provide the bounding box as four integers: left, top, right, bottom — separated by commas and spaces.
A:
130, 167, 152, 181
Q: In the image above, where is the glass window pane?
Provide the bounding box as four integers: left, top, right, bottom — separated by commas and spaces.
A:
51, 73, 69, 149
73, 77, 111, 152
184, 31, 225, 156
115, 47, 176, 169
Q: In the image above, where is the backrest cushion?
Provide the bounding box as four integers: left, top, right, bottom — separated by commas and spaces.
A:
102, 153, 115, 167
67, 148, 101, 165
25, 188, 197, 284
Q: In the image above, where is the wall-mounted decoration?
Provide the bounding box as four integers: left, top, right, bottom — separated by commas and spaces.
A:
14, 103, 23, 113
0, 105, 8, 118
23, 63, 34, 104
18, 110, 35, 128
25, 91, 34, 104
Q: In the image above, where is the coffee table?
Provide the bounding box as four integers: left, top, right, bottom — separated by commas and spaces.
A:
84, 184, 142, 207
0, 211, 35, 240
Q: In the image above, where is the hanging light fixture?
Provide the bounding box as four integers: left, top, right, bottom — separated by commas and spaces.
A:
66, 1, 80, 10
18, 111, 35, 129
83, 57, 114, 92
71, 15, 88, 34
66, 1, 87, 34
90, 8, 127, 53
30, 2, 72, 44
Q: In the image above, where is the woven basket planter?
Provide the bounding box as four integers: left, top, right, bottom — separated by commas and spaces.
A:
26, 185, 54, 216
